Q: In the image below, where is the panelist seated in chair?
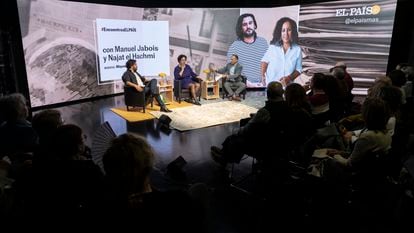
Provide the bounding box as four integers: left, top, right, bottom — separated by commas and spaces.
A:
216, 54, 245, 101
174, 54, 202, 105
122, 59, 171, 112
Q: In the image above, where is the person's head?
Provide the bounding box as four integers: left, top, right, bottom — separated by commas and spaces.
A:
32, 109, 64, 144
50, 124, 86, 160
329, 61, 347, 73
177, 54, 187, 66
376, 85, 402, 115
396, 62, 409, 71
285, 83, 308, 109
401, 65, 414, 82
126, 59, 137, 72
0, 93, 28, 122
332, 66, 345, 80
266, 81, 284, 101
310, 73, 326, 90
362, 98, 390, 131
236, 13, 257, 41
368, 76, 392, 98
270, 17, 298, 46
230, 54, 238, 65
388, 69, 406, 87
103, 133, 155, 195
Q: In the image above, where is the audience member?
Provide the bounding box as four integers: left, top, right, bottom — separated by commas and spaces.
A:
326, 98, 391, 181
23, 124, 104, 219
307, 73, 330, 128
400, 64, 414, 99
389, 69, 407, 104
31, 109, 64, 161
103, 133, 203, 231
331, 63, 354, 115
330, 61, 354, 95
284, 83, 315, 163
324, 74, 348, 122
210, 81, 289, 166
0, 93, 37, 162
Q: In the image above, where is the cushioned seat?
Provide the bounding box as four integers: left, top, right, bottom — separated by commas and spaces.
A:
173, 79, 201, 103
124, 86, 153, 113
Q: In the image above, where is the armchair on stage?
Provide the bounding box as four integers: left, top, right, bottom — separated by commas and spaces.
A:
124, 86, 153, 113
221, 75, 247, 100
173, 79, 201, 103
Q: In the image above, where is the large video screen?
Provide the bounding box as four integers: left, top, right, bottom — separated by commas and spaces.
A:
16, 0, 396, 107
298, 0, 398, 95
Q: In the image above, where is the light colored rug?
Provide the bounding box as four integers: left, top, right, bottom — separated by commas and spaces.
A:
150, 101, 258, 131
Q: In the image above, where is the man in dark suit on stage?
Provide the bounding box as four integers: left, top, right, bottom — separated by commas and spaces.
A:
122, 59, 172, 112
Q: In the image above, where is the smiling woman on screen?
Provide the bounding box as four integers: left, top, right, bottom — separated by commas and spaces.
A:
261, 17, 302, 87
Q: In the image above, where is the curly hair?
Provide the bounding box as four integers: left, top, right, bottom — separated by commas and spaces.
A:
270, 17, 299, 46
125, 59, 136, 70
177, 54, 187, 63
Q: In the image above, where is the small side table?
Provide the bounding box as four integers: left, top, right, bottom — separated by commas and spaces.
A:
201, 80, 220, 100
158, 84, 173, 105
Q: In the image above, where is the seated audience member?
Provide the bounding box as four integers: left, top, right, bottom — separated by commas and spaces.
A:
102, 134, 203, 231
307, 73, 330, 127
122, 59, 172, 112
309, 98, 392, 232
285, 83, 314, 137
284, 83, 315, 163
324, 74, 348, 122
343, 84, 401, 149
388, 69, 407, 104
331, 63, 354, 115
23, 124, 104, 219
325, 98, 392, 182
367, 76, 392, 97
31, 109, 64, 161
32, 109, 63, 143
0, 93, 37, 162
216, 54, 245, 101
399, 64, 414, 133
377, 85, 402, 135
174, 54, 202, 105
210, 81, 289, 165
398, 64, 414, 99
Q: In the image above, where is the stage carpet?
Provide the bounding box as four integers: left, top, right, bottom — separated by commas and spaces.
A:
111, 101, 193, 122
150, 101, 258, 131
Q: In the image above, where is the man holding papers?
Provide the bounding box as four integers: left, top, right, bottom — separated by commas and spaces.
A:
216, 54, 245, 101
